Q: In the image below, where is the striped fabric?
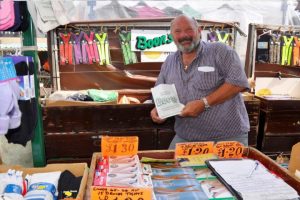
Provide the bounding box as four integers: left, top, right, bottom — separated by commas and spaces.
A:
156, 41, 250, 141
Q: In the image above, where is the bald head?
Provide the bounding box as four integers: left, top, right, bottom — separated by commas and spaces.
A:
170, 15, 198, 31
170, 15, 201, 53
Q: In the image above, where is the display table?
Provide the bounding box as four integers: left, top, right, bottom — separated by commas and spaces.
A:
84, 147, 300, 199
43, 95, 260, 165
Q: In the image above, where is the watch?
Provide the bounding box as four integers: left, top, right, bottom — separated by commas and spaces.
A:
202, 97, 210, 111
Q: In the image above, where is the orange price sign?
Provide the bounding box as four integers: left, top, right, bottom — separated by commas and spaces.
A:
91, 186, 152, 200
213, 141, 244, 159
101, 136, 138, 156
175, 141, 214, 158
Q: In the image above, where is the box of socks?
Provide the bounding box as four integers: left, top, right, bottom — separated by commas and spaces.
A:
0, 163, 88, 200
88, 152, 153, 200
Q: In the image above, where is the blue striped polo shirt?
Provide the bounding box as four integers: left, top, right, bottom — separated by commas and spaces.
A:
155, 41, 250, 141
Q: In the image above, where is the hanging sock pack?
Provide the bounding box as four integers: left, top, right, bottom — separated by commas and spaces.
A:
256, 34, 272, 63
0, 57, 21, 135
59, 33, 73, 65
281, 35, 294, 65
269, 33, 281, 64
82, 31, 99, 64
293, 36, 300, 66
216, 31, 230, 45
119, 31, 137, 65
207, 31, 218, 43
5, 56, 37, 146
72, 31, 84, 65
95, 32, 111, 65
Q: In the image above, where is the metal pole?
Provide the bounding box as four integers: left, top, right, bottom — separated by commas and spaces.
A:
22, 17, 46, 167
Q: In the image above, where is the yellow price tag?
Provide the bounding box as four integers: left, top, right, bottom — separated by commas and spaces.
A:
101, 136, 138, 156
91, 187, 152, 200
175, 141, 214, 158
213, 141, 244, 159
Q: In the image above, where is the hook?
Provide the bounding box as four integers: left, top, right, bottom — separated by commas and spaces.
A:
277, 71, 282, 80
113, 26, 121, 34
64, 25, 68, 33
288, 26, 293, 34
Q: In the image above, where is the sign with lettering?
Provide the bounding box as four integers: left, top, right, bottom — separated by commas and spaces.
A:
91, 187, 152, 200
213, 141, 244, 159
101, 136, 138, 156
131, 30, 177, 52
151, 84, 184, 119
175, 141, 214, 158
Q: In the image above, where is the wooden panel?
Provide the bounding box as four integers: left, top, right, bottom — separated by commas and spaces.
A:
157, 129, 175, 150
261, 136, 300, 153
264, 112, 300, 135
59, 72, 156, 90
43, 104, 174, 133
248, 126, 258, 146
255, 63, 300, 78
257, 97, 300, 111
47, 158, 91, 165
45, 130, 157, 159
244, 98, 260, 115
249, 114, 259, 126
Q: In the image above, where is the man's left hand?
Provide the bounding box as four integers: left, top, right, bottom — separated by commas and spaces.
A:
180, 100, 204, 117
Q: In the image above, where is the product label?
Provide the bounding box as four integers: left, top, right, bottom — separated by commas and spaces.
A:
28, 182, 56, 198
18, 75, 31, 100
257, 42, 268, 49
4, 184, 22, 194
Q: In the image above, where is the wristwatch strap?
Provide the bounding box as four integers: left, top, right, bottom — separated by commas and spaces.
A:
202, 97, 210, 111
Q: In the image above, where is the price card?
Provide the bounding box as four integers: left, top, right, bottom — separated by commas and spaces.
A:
91, 187, 152, 200
213, 141, 244, 159
101, 136, 138, 156
175, 141, 214, 158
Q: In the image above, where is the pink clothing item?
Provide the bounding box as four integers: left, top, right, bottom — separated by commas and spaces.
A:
131, 4, 165, 18
0, 0, 15, 30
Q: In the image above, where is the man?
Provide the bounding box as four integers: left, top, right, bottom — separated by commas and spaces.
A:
150, 15, 250, 149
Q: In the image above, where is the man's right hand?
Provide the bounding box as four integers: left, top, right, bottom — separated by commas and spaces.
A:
150, 107, 166, 124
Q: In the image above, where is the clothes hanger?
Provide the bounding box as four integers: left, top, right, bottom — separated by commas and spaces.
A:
217, 3, 234, 10
257, 29, 272, 39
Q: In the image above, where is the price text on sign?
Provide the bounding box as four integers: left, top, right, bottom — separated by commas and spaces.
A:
91, 187, 152, 200
175, 141, 214, 157
101, 136, 138, 156
213, 141, 244, 159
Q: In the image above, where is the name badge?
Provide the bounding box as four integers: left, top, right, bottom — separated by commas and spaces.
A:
198, 66, 215, 72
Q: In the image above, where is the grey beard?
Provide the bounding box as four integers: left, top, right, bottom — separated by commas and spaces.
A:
177, 39, 200, 53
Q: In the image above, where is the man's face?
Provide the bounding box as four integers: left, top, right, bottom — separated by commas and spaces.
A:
171, 17, 200, 53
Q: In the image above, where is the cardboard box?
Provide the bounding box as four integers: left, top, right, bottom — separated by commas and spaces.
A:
86, 153, 153, 200
85, 148, 300, 199
0, 163, 88, 200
